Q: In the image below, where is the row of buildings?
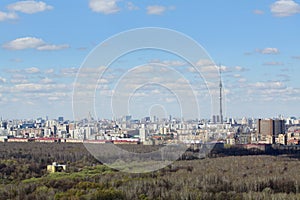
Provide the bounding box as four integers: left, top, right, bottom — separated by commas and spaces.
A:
228, 118, 300, 146
0, 116, 300, 146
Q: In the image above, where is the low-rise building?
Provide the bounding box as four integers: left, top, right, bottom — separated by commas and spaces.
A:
47, 162, 66, 173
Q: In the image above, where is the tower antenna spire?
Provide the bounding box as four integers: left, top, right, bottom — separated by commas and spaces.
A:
219, 64, 223, 124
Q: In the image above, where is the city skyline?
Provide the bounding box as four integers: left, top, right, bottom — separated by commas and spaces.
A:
1, 0, 300, 119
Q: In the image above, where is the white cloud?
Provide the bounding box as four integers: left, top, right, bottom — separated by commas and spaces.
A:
48, 96, 60, 101
195, 59, 215, 67
194, 62, 247, 75
14, 83, 44, 92
10, 78, 28, 84
40, 77, 54, 84
127, 2, 139, 11
97, 78, 109, 84
271, 0, 300, 17
257, 47, 280, 54
18, 90, 71, 101
3, 37, 69, 51
10, 74, 28, 84
89, 0, 120, 14
238, 78, 247, 83
233, 74, 241, 78
198, 65, 219, 73
227, 80, 297, 104
235, 66, 246, 71
147, 5, 168, 15
60, 67, 79, 77
3, 37, 44, 50
0, 11, 18, 21
45, 68, 55, 74
165, 97, 176, 103
0, 77, 6, 83
37, 44, 69, 51
151, 89, 161, 94
7, 1, 53, 14
13, 83, 68, 93
220, 65, 228, 72
252, 81, 286, 90
149, 59, 186, 67
25, 67, 40, 74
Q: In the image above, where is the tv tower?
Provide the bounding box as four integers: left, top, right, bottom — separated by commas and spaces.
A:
219, 65, 223, 124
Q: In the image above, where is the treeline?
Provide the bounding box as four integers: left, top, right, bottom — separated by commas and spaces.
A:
0, 142, 99, 182
208, 145, 300, 158
1, 143, 300, 199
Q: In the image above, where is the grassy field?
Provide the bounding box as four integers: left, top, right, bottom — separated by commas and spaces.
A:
0, 142, 300, 199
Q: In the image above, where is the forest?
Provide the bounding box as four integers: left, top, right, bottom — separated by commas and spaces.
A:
0, 142, 300, 200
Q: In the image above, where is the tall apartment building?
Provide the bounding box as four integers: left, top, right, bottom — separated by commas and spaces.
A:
257, 119, 285, 144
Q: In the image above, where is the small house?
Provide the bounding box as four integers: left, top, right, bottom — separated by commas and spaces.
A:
47, 162, 66, 173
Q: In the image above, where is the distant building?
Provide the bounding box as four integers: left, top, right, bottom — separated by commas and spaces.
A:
58, 117, 64, 123
0, 136, 8, 142
20, 123, 35, 129
47, 162, 66, 173
257, 119, 285, 144
139, 126, 147, 143
125, 115, 132, 122
276, 134, 287, 145
212, 115, 223, 124
1, 121, 8, 129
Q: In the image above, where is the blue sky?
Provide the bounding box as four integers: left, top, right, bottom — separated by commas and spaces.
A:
0, 0, 300, 120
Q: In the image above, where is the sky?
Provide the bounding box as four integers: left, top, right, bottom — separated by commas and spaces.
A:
0, 0, 300, 120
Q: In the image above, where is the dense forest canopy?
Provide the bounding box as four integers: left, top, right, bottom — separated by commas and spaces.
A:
0, 142, 300, 199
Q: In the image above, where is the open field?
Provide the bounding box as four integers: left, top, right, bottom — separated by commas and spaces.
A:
1, 142, 300, 199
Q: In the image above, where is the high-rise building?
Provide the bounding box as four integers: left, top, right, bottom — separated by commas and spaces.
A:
125, 115, 132, 122
212, 115, 216, 124
58, 117, 64, 123
139, 126, 147, 143
257, 119, 285, 144
212, 115, 223, 124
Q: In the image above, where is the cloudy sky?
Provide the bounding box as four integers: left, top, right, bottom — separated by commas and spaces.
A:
0, 0, 300, 120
